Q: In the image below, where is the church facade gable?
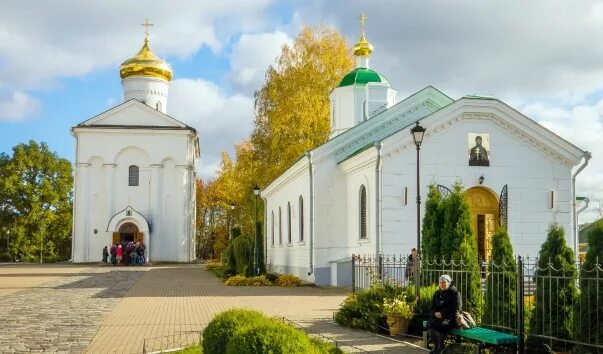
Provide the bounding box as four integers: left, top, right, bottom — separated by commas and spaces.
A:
77, 99, 188, 128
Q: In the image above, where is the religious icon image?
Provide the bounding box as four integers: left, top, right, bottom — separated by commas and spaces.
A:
468, 133, 490, 166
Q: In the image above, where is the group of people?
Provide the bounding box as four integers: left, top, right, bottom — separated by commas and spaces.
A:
102, 241, 146, 266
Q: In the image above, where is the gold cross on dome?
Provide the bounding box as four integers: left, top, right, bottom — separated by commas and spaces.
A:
141, 18, 154, 37
359, 14, 368, 36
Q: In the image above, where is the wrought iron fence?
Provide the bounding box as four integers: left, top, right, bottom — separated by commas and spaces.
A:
141, 331, 202, 353
352, 254, 603, 353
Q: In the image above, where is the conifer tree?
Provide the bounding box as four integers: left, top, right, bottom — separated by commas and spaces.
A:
574, 219, 603, 353
527, 224, 578, 353
421, 184, 443, 262
442, 182, 483, 320
483, 227, 516, 329
231, 235, 254, 277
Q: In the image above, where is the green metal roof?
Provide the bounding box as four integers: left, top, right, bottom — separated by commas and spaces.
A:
337, 68, 389, 87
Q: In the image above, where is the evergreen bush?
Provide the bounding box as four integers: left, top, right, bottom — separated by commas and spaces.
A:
574, 219, 603, 353
334, 282, 408, 332
442, 182, 483, 321
421, 183, 444, 262
527, 224, 578, 353
231, 235, 254, 276
483, 227, 517, 329
0, 252, 12, 262
202, 309, 266, 354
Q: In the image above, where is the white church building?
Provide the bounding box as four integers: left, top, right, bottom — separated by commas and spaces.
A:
71, 35, 199, 262
262, 27, 591, 286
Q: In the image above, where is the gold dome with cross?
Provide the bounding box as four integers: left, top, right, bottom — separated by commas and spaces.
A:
119, 19, 172, 82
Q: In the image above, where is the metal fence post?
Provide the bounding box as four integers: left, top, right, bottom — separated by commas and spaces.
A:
517, 256, 525, 354
378, 253, 384, 284
352, 254, 356, 293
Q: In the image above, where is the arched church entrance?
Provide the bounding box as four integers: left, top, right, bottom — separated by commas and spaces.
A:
112, 222, 144, 244
464, 187, 499, 262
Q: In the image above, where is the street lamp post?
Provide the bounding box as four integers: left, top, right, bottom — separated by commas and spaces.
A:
229, 203, 235, 243
253, 185, 261, 276
410, 121, 426, 300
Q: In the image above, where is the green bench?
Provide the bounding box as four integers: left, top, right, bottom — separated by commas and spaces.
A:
423, 320, 518, 354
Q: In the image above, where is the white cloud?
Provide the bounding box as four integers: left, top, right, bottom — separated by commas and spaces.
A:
0, 90, 39, 121
521, 100, 603, 223
0, 1, 275, 90
291, 1, 603, 103
168, 78, 254, 179
229, 31, 292, 93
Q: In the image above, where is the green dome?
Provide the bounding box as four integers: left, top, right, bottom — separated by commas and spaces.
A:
337, 68, 389, 87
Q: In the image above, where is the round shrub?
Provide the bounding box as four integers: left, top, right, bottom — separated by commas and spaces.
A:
0, 252, 12, 262
202, 309, 265, 354
224, 275, 248, 286
276, 274, 302, 287
225, 320, 315, 354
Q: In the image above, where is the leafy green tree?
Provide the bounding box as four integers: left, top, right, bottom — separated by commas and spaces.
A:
0, 141, 72, 262
527, 224, 578, 353
574, 219, 603, 353
421, 183, 444, 262
442, 182, 483, 320
484, 227, 517, 329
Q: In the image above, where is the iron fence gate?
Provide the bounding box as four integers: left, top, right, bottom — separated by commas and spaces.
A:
352, 254, 602, 353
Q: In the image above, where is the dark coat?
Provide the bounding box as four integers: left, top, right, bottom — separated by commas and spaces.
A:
428, 284, 462, 333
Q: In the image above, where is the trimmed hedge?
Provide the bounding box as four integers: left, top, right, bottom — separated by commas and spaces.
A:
202, 309, 265, 354
202, 309, 340, 354
225, 320, 315, 354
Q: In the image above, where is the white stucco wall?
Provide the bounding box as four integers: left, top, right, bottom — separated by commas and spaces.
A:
379, 116, 573, 259
72, 124, 197, 263
263, 94, 584, 286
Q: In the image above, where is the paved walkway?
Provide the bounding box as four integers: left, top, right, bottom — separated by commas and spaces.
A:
0, 264, 426, 353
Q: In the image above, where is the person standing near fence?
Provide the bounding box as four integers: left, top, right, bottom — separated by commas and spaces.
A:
406, 248, 417, 281
426, 274, 461, 354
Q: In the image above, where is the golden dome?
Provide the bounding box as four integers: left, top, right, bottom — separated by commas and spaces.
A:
353, 33, 373, 57
119, 37, 172, 81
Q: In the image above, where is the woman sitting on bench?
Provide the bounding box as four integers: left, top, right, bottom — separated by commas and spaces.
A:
426, 274, 461, 354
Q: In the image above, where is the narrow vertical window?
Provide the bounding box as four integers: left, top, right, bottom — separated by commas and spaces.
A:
128, 165, 139, 186
359, 185, 367, 239
278, 207, 282, 244
271, 211, 275, 245
299, 196, 304, 242
287, 202, 292, 243
156, 101, 162, 111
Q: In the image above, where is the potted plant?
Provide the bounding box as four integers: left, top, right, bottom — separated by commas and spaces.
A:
383, 295, 414, 336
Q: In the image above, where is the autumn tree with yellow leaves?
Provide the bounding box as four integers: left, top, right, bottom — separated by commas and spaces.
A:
197, 26, 353, 261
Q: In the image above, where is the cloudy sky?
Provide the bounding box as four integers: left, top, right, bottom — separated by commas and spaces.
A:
0, 0, 601, 222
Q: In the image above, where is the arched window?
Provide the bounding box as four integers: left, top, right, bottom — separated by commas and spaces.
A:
359, 185, 367, 239
287, 202, 292, 243
128, 165, 139, 186
278, 207, 282, 244
299, 196, 304, 242
271, 210, 275, 245
156, 101, 162, 111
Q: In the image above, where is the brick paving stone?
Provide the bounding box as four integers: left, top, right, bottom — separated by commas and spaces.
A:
0, 266, 146, 354
0, 264, 427, 354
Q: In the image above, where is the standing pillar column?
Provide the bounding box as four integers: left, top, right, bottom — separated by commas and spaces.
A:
149, 164, 163, 263
73, 163, 90, 262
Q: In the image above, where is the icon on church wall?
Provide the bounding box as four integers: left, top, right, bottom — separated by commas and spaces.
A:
468, 133, 490, 166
